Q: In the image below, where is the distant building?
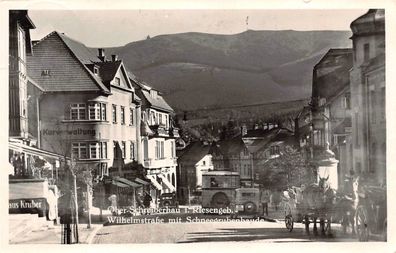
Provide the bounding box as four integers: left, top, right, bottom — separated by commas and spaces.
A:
27, 31, 141, 181
242, 126, 296, 188
349, 9, 385, 185
311, 48, 354, 190
177, 141, 213, 204
211, 135, 253, 187
130, 75, 179, 201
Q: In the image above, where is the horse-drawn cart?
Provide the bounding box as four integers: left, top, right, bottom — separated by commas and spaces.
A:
355, 185, 387, 241
283, 178, 335, 235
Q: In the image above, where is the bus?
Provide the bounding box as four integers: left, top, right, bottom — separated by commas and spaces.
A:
201, 171, 240, 210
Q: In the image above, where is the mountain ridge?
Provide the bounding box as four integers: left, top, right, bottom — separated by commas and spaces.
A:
97, 30, 352, 111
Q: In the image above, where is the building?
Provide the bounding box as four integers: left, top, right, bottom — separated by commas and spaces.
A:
311, 48, 354, 190
211, 135, 253, 187
131, 76, 179, 202
177, 141, 213, 204
349, 9, 386, 186
242, 125, 296, 188
27, 32, 142, 182
8, 10, 65, 219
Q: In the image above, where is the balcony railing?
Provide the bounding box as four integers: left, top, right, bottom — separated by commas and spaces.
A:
149, 125, 180, 138
144, 157, 178, 168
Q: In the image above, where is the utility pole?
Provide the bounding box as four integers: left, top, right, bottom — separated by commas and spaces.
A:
72, 173, 79, 243
86, 171, 92, 229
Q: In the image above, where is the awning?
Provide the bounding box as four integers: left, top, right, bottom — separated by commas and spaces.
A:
135, 178, 150, 185
158, 174, 176, 192
114, 177, 141, 188
146, 175, 162, 191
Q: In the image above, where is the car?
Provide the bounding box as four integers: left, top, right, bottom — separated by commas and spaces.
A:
159, 192, 179, 208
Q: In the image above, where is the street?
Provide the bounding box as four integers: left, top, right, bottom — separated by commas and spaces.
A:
92, 215, 357, 243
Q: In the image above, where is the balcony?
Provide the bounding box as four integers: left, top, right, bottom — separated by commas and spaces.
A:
149, 125, 180, 138
169, 127, 180, 138
143, 157, 178, 168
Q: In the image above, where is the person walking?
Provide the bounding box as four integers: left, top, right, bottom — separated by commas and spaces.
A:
260, 189, 270, 216
143, 192, 152, 208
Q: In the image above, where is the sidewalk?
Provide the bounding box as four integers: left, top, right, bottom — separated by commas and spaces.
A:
10, 208, 110, 244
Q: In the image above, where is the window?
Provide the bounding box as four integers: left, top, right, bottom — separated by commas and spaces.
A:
159, 114, 163, 125
101, 103, 107, 121
100, 142, 107, 159
41, 70, 50, 76
93, 66, 99, 75
155, 140, 165, 159
343, 93, 351, 110
129, 108, 134, 125
130, 142, 135, 160
121, 106, 125, 125
270, 146, 280, 156
165, 115, 169, 128
73, 142, 107, 160
72, 143, 87, 159
364, 43, 370, 62
17, 28, 26, 62
150, 90, 158, 99
90, 143, 99, 159
121, 141, 126, 158
70, 103, 86, 120
113, 141, 118, 158
203, 160, 206, 166
89, 103, 100, 120
114, 77, 120, 86
171, 141, 175, 158
112, 104, 117, 123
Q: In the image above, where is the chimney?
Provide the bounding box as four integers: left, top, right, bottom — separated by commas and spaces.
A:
111, 54, 118, 62
98, 48, 106, 61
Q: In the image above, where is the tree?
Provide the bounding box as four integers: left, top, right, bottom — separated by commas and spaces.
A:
258, 145, 314, 190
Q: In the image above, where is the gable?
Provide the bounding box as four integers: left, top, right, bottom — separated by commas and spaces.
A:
27, 33, 101, 92
112, 64, 132, 89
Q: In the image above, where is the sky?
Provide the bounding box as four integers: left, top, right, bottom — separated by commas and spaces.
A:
28, 9, 367, 47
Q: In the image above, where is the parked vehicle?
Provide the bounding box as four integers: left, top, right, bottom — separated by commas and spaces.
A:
201, 171, 240, 210
233, 188, 260, 218
159, 192, 179, 208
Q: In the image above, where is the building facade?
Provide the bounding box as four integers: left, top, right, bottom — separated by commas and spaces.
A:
177, 141, 213, 204
131, 78, 179, 200
311, 48, 354, 190
349, 9, 386, 186
27, 31, 141, 181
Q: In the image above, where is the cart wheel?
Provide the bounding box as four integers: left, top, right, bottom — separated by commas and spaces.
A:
355, 206, 369, 241
285, 214, 294, 232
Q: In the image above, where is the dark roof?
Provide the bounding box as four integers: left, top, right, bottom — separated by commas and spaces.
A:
141, 90, 174, 112
351, 9, 385, 37
313, 48, 353, 100
178, 142, 211, 164
243, 128, 295, 153
212, 135, 246, 156
28, 31, 110, 93
96, 60, 122, 83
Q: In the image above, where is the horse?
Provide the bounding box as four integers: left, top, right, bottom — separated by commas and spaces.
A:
301, 175, 336, 236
